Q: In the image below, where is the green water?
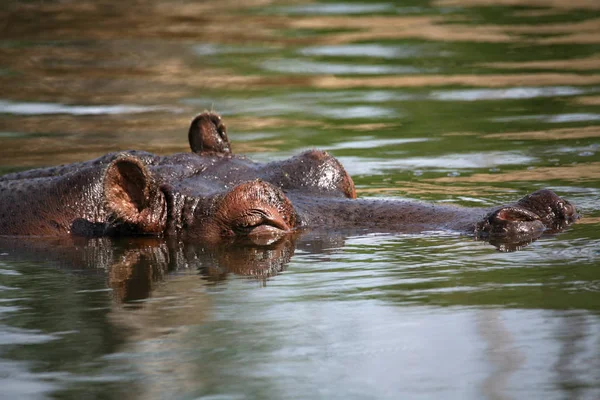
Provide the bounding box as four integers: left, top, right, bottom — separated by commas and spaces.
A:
0, 0, 599, 399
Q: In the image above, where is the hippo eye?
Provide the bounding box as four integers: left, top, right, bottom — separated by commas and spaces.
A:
232, 209, 289, 236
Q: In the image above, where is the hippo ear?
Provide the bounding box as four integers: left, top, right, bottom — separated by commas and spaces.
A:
188, 111, 231, 154
103, 156, 167, 234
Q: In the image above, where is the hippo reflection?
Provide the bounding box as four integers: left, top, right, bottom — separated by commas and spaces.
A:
0, 112, 578, 249
0, 234, 305, 302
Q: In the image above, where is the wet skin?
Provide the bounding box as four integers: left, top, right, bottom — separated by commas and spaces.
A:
0, 112, 579, 250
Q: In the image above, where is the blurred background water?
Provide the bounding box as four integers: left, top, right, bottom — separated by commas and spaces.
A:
0, 0, 599, 399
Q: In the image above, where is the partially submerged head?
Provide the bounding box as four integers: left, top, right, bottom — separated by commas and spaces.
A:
101, 157, 301, 242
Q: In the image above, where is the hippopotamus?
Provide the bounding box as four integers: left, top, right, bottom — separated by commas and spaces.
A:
0, 112, 578, 250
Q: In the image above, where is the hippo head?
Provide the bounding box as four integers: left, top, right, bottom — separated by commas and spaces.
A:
97, 112, 355, 242
169, 179, 298, 242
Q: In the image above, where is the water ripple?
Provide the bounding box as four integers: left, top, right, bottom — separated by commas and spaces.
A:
278, 3, 395, 15
494, 113, 600, 123
0, 100, 178, 116
338, 151, 536, 174
0, 326, 59, 345
430, 86, 589, 101
300, 44, 432, 59
261, 59, 425, 75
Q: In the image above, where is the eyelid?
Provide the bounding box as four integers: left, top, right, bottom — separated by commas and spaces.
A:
236, 209, 268, 225
233, 209, 288, 232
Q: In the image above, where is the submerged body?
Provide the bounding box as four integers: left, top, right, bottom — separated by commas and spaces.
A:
0, 112, 578, 249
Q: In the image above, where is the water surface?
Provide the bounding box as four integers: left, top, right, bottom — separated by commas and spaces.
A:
0, 0, 599, 399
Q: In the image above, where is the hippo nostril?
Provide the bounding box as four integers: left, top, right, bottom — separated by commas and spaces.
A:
476, 205, 545, 240
561, 201, 578, 220
494, 207, 540, 222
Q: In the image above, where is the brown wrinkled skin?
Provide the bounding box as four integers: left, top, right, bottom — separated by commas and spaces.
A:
0, 112, 579, 250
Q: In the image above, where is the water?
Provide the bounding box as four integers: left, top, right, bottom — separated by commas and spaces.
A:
1, 0, 600, 399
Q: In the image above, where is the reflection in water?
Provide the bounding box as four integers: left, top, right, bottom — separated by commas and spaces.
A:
483, 126, 600, 140
432, 162, 600, 183
108, 272, 211, 400
1, 229, 600, 398
435, 0, 600, 9
0, 236, 300, 399
0, 234, 335, 301
477, 310, 525, 400
312, 74, 600, 89
554, 312, 588, 400
575, 96, 600, 105
288, 15, 513, 43
481, 54, 600, 71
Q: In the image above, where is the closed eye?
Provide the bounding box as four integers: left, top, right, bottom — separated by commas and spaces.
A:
232, 209, 289, 235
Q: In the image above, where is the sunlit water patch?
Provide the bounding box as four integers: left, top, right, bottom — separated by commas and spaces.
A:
0, 326, 59, 345
184, 96, 399, 119
277, 3, 396, 15
0, 100, 178, 116
274, 90, 417, 103
337, 151, 537, 175
299, 44, 446, 59
261, 59, 427, 75
317, 105, 397, 119
192, 44, 274, 56
322, 137, 430, 150
430, 86, 593, 101
0, 360, 61, 399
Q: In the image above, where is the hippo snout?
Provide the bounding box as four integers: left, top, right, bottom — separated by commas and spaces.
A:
476, 206, 546, 240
